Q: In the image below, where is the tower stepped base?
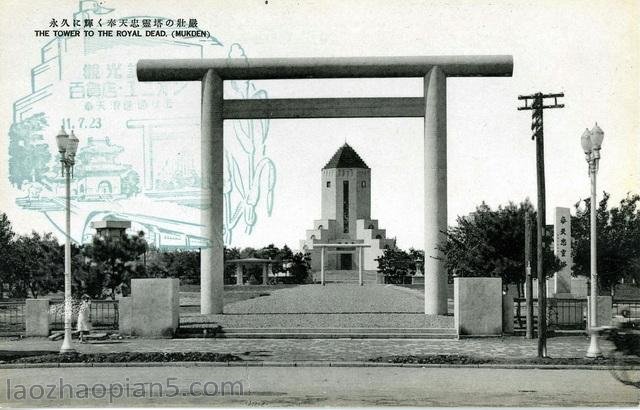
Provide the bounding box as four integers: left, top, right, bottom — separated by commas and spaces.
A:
313, 270, 379, 284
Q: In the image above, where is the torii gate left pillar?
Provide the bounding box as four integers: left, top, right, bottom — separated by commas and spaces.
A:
137, 55, 513, 315
200, 70, 224, 313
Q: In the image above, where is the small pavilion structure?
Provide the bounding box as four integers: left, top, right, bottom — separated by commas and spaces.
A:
90, 220, 131, 239
225, 258, 274, 285
313, 243, 371, 286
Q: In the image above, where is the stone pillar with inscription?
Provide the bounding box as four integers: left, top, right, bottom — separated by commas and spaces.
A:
571, 276, 588, 298
528, 222, 560, 299
553, 207, 573, 296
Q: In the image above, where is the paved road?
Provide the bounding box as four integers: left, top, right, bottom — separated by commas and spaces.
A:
1, 366, 638, 407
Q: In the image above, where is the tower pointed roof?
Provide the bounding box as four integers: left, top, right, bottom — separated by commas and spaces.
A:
323, 143, 369, 170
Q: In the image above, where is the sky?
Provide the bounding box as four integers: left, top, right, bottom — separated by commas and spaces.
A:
0, 0, 638, 250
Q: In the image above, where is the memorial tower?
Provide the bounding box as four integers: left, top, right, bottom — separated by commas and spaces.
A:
300, 143, 395, 272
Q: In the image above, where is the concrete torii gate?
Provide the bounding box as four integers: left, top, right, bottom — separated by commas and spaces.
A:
137, 55, 513, 315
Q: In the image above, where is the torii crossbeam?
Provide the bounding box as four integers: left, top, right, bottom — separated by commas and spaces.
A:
137, 55, 513, 315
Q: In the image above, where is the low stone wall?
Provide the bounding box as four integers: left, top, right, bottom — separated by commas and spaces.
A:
588, 295, 612, 328
25, 299, 49, 337
130, 278, 179, 338
571, 277, 589, 297
502, 295, 514, 334
454, 277, 502, 336
118, 297, 133, 335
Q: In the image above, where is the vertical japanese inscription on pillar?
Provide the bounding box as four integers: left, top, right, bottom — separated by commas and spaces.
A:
554, 207, 573, 294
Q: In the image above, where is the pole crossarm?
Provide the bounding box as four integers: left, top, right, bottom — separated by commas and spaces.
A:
517, 92, 565, 110
223, 97, 425, 119
137, 55, 513, 81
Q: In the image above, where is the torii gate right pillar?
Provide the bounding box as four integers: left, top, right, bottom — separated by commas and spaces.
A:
424, 66, 448, 315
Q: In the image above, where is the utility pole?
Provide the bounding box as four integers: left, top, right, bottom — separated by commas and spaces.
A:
518, 92, 564, 358
525, 210, 533, 339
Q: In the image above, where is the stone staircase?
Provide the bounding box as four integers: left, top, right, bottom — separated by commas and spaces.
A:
314, 270, 379, 284
177, 323, 457, 339
174, 324, 222, 338
216, 327, 457, 339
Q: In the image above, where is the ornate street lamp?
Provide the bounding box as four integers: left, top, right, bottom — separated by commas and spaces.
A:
581, 123, 604, 358
56, 127, 79, 354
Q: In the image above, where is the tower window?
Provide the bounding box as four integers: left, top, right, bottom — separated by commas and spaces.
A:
343, 180, 349, 233
361, 181, 366, 188
326, 181, 331, 188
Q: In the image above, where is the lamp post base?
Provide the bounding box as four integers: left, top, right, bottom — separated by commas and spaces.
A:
59, 334, 76, 354
585, 332, 603, 358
